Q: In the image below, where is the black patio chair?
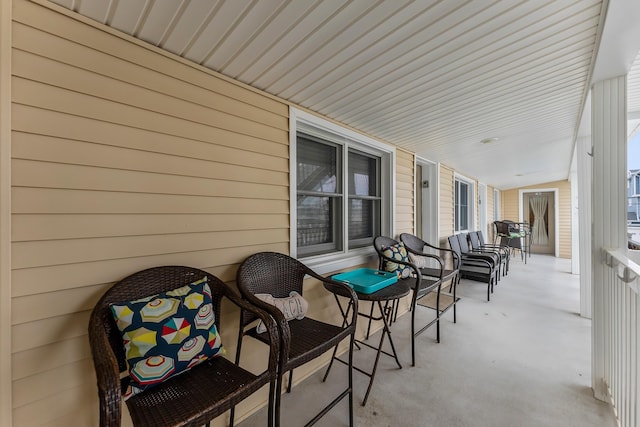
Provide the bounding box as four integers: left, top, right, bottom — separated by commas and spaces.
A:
457, 233, 501, 281
476, 230, 511, 274
235, 252, 358, 427
494, 220, 528, 262
448, 235, 499, 301
89, 266, 279, 427
399, 232, 460, 288
468, 231, 509, 276
374, 236, 446, 366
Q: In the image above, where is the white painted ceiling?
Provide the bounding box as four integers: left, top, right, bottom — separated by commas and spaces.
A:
47, 0, 640, 189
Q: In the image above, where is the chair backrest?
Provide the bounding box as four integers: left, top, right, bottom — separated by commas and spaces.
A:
373, 235, 402, 270
494, 220, 511, 236
477, 230, 488, 246
456, 233, 471, 254
447, 235, 462, 260
468, 231, 481, 250
399, 233, 426, 255
89, 266, 226, 376
236, 251, 310, 327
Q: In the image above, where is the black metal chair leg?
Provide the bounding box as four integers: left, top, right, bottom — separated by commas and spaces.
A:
348, 334, 355, 427
287, 369, 293, 393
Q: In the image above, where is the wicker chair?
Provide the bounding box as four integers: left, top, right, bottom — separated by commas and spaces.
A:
494, 220, 529, 262
235, 252, 358, 427
469, 230, 510, 275
373, 236, 445, 366
457, 233, 501, 281
89, 266, 279, 427
399, 233, 460, 288
448, 235, 498, 301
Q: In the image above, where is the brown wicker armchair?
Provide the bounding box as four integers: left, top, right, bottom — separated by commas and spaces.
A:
89, 266, 279, 427
235, 252, 358, 427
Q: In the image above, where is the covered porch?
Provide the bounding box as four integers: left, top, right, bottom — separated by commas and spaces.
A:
239, 255, 615, 427
2, 1, 640, 426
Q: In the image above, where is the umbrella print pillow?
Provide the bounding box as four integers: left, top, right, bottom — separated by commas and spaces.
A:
110, 276, 224, 399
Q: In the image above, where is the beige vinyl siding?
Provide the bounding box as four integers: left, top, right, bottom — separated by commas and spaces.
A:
558, 181, 572, 259
396, 149, 414, 236
11, 0, 288, 425
0, 0, 11, 424
502, 190, 520, 221
486, 185, 496, 239
439, 165, 455, 245
501, 179, 572, 259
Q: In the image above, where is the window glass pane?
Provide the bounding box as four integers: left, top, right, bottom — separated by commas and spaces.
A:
297, 135, 338, 193
297, 195, 342, 256
459, 182, 468, 208
460, 202, 468, 230
348, 150, 380, 248
348, 199, 380, 248
455, 180, 470, 231
454, 181, 459, 231
348, 151, 378, 196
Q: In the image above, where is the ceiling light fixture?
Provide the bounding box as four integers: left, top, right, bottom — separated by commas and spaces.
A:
480, 137, 499, 144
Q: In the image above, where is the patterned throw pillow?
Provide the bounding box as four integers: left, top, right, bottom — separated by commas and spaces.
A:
110, 277, 224, 399
381, 242, 412, 279
254, 291, 309, 334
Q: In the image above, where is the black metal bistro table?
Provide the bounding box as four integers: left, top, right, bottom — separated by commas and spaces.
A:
323, 277, 411, 406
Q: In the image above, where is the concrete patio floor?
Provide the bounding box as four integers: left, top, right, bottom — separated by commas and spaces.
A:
238, 254, 616, 427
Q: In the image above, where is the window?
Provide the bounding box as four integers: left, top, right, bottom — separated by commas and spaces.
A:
494, 188, 500, 221
635, 175, 640, 195
291, 108, 392, 265
454, 175, 475, 232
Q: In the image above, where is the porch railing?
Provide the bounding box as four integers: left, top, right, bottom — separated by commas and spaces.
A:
602, 248, 640, 427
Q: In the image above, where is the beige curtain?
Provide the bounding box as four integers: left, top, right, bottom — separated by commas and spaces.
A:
530, 195, 548, 245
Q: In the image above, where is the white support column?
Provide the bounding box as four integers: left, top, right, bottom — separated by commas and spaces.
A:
577, 135, 592, 318
591, 76, 628, 401
570, 156, 579, 275
0, 0, 11, 424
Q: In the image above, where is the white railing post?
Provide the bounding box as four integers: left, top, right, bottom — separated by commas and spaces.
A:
601, 249, 640, 427
591, 76, 628, 402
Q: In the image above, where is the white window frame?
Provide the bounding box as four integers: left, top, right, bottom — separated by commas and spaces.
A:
454, 173, 475, 233
289, 107, 395, 274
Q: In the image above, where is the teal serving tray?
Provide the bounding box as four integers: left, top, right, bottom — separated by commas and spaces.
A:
332, 268, 398, 294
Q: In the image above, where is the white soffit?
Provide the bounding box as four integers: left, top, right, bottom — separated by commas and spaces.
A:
46, 0, 610, 189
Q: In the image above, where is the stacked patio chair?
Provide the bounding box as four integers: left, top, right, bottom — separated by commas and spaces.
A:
448, 235, 499, 301
477, 230, 511, 273
457, 233, 501, 281
468, 231, 509, 276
